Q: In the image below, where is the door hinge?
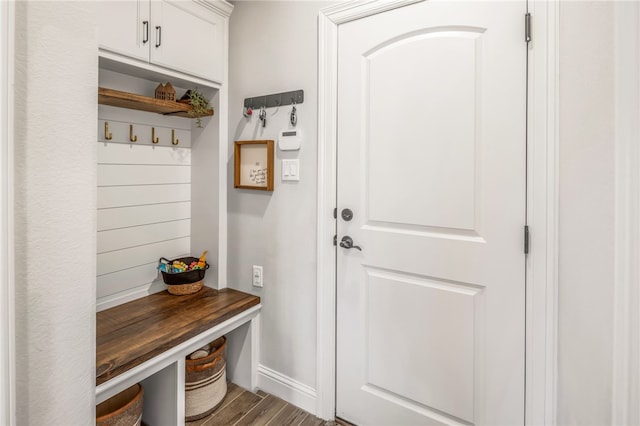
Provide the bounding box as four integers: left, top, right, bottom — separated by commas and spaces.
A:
333, 208, 337, 219
333, 235, 337, 246
524, 225, 530, 254
525, 13, 532, 43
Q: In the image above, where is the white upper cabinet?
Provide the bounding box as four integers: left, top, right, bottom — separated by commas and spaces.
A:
98, 1, 229, 83
98, 0, 151, 62
149, 1, 224, 83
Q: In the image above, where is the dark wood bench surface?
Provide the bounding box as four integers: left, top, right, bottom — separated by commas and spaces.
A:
96, 287, 260, 386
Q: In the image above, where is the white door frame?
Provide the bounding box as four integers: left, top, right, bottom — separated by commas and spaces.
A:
613, 2, 640, 424
316, 1, 559, 423
0, 1, 15, 424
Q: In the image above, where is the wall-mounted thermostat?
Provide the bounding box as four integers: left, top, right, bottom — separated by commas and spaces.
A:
278, 129, 302, 151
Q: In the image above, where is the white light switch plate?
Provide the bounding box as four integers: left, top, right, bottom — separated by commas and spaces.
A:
282, 159, 300, 181
252, 265, 263, 287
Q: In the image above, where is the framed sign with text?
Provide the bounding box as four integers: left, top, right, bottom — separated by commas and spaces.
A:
234, 140, 274, 191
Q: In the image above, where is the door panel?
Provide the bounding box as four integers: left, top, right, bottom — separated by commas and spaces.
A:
336, 1, 526, 425
366, 29, 482, 231
366, 268, 477, 422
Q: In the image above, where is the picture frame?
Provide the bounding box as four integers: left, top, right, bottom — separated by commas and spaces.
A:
234, 140, 275, 191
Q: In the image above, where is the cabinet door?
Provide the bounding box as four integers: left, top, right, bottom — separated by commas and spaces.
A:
150, 1, 224, 83
98, 0, 151, 62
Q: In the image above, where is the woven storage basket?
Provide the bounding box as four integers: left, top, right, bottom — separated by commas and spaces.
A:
96, 383, 143, 426
185, 336, 227, 422
166, 279, 204, 296
159, 256, 210, 296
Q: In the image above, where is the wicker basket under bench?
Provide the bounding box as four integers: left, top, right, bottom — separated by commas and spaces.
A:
96, 287, 261, 425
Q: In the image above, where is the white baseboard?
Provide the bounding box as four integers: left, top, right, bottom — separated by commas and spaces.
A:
257, 364, 317, 416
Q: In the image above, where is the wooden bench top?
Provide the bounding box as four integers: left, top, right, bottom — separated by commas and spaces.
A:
96, 287, 260, 386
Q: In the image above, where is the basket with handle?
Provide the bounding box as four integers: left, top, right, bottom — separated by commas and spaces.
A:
158, 256, 210, 295
96, 383, 143, 426
185, 336, 227, 421
158, 257, 210, 285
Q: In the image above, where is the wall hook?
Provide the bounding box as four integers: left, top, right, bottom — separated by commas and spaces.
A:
151, 127, 159, 144
244, 89, 304, 111
129, 125, 138, 142
104, 122, 113, 140
290, 100, 297, 127
171, 129, 179, 145
259, 106, 267, 128
243, 106, 253, 118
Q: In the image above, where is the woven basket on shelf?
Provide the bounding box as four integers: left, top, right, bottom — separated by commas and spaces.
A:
96, 383, 143, 426
159, 256, 209, 296
166, 279, 204, 296
185, 336, 227, 421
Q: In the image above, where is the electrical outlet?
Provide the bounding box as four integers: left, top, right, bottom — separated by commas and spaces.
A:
252, 265, 263, 288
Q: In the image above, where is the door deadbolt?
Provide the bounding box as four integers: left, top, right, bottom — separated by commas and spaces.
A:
341, 208, 354, 221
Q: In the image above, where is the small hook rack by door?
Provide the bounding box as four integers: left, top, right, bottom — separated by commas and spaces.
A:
244, 90, 304, 110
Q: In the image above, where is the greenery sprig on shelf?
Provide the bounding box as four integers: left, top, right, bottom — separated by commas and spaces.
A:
186, 88, 210, 128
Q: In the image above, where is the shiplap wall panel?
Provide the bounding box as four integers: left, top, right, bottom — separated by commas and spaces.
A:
98, 120, 192, 147
97, 220, 191, 253
97, 266, 165, 299
99, 104, 191, 130
97, 104, 192, 304
98, 164, 190, 186
97, 202, 191, 231
98, 184, 191, 209
97, 237, 190, 276
98, 143, 191, 165
98, 104, 192, 148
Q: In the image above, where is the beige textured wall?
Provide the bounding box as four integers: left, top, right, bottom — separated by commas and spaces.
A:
13, 2, 97, 423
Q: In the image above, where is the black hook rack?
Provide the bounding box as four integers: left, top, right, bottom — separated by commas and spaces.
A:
244, 90, 304, 110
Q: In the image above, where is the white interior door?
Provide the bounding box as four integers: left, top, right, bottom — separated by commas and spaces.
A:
336, 1, 527, 425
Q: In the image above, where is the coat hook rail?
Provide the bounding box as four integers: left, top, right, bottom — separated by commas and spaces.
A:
244, 89, 304, 110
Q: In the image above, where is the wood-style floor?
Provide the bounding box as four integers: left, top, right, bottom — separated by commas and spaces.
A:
186, 382, 334, 426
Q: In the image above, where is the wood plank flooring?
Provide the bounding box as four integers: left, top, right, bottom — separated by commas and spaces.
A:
186, 382, 332, 426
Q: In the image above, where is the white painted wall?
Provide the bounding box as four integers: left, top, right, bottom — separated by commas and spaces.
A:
227, 1, 333, 406
0, 1, 14, 424
13, 2, 97, 423
557, 2, 615, 424
613, 3, 640, 424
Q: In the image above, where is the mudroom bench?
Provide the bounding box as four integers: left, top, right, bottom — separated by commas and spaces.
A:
96, 287, 261, 425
